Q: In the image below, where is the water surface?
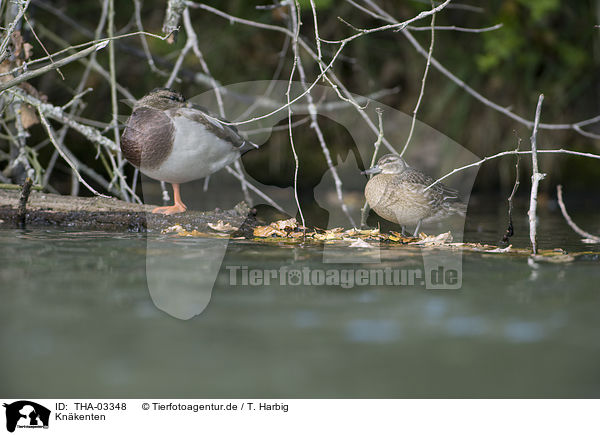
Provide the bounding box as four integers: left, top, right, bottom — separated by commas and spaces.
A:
1, 206, 599, 398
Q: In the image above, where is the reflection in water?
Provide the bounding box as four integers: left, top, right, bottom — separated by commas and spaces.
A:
0, 223, 599, 398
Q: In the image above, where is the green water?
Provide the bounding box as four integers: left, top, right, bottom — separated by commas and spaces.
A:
1, 206, 599, 398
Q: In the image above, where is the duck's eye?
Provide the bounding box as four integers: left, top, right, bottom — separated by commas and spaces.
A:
163, 94, 183, 102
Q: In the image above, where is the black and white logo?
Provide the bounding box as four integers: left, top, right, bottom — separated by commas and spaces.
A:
3, 401, 50, 433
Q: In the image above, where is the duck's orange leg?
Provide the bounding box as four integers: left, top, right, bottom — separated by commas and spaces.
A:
152, 183, 187, 215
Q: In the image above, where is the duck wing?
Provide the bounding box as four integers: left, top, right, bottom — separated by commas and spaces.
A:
173, 105, 258, 154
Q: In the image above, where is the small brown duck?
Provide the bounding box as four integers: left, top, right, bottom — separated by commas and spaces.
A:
121, 88, 256, 214
363, 154, 466, 236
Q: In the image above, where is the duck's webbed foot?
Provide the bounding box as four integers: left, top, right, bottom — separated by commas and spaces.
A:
151, 183, 187, 215
152, 203, 187, 215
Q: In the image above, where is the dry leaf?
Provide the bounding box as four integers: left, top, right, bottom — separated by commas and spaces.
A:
11, 30, 24, 58
359, 228, 380, 236
254, 225, 286, 237
272, 218, 298, 230
348, 238, 375, 248
161, 224, 184, 234
208, 220, 237, 232
20, 105, 38, 129
485, 245, 512, 253
411, 231, 453, 246
176, 229, 230, 237
23, 42, 33, 60
313, 231, 343, 241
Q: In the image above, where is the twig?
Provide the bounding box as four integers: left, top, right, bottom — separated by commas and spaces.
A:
294, 0, 356, 227
163, 0, 186, 43
36, 106, 109, 198
406, 23, 503, 33
400, 3, 435, 157
424, 148, 600, 191
180, 7, 252, 203
9, 88, 117, 150
502, 136, 521, 243
22, 12, 65, 80
17, 176, 33, 229
286, 0, 306, 232
0, 41, 108, 92
10, 101, 34, 181
34, 20, 135, 101
1, 30, 173, 78
107, 0, 130, 202
187, 1, 396, 152
360, 107, 384, 228
133, 0, 168, 76
319, 0, 451, 44
355, 0, 600, 140
0, 0, 31, 64
61, 88, 93, 110
410, 0, 484, 13
160, 181, 170, 204
30, 0, 91, 37
224, 166, 285, 213
309, 0, 324, 73
528, 94, 545, 255
556, 185, 600, 242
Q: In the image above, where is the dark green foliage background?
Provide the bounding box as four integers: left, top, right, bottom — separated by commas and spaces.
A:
10, 0, 600, 195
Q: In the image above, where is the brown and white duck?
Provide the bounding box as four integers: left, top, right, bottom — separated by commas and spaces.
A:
121, 88, 256, 214
363, 154, 466, 236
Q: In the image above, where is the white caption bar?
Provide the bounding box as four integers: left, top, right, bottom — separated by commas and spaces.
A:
1, 399, 598, 434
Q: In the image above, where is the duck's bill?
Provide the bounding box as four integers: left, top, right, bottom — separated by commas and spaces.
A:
361, 166, 382, 175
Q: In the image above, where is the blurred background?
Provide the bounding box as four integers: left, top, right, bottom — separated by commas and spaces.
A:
1, 0, 599, 203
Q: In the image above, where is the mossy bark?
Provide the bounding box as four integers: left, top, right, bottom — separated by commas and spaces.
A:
0, 185, 255, 232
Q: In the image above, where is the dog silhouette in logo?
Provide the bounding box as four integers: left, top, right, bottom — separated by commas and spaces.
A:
3, 401, 50, 433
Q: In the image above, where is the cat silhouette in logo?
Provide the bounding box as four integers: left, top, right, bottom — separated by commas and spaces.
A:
3, 401, 50, 433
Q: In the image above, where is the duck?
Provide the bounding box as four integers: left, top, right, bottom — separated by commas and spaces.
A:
363, 154, 466, 236
121, 88, 256, 214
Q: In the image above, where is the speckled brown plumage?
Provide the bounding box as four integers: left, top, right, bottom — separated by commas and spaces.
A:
364, 154, 466, 234
121, 106, 174, 169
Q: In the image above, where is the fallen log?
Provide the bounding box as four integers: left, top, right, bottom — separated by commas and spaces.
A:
0, 184, 254, 232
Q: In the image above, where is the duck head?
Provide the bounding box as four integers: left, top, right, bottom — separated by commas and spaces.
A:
362, 154, 409, 175
134, 88, 186, 111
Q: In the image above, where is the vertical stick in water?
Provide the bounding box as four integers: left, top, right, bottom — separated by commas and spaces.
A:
528, 94, 545, 255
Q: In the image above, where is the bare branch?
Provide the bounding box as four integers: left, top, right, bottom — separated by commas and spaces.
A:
501, 135, 521, 243
163, 0, 186, 43
133, 0, 168, 76
320, 0, 451, 44
406, 23, 503, 33
0, 0, 31, 64
360, 107, 384, 228
527, 94, 545, 255
36, 106, 109, 198
400, 4, 435, 157
9, 88, 117, 151
355, 0, 600, 139
0, 41, 108, 92
425, 148, 600, 191
296, 0, 356, 227
286, 0, 306, 231
556, 185, 600, 242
